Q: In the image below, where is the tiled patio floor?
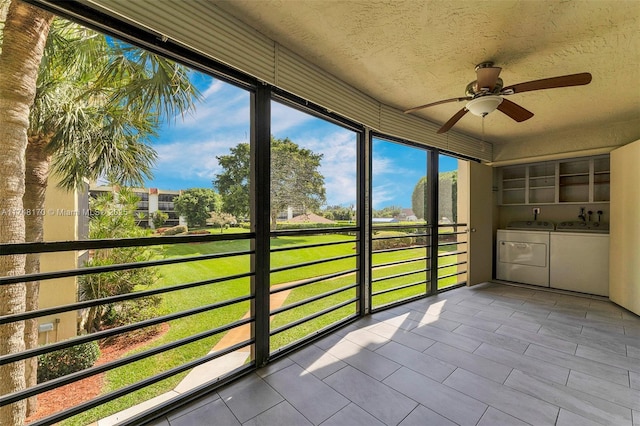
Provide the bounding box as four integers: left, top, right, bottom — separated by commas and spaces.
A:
143, 282, 640, 426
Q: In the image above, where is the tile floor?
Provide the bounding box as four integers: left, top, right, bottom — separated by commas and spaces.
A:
146, 282, 640, 426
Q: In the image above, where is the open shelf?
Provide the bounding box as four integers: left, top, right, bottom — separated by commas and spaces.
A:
499, 155, 610, 205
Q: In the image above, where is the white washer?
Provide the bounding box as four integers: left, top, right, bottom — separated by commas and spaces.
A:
496, 221, 554, 287
550, 221, 609, 296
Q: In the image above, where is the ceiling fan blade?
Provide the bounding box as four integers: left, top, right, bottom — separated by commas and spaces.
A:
497, 98, 534, 122
437, 108, 468, 133
476, 66, 502, 91
404, 97, 471, 114
502, 72, 592, 95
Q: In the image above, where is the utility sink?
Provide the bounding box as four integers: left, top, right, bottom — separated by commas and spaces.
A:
555, 221, 609, 233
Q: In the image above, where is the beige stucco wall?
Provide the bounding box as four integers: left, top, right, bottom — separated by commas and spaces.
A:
39, 178, 81, 344
609, 139, 640, 315
491, 117, 638, 165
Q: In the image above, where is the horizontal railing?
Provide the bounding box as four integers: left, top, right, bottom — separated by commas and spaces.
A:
370, 224, 432, 309
437, 224, 468, 290
268, 228, 360, 356
0, 232, 256, 425
0, 223, 466, 424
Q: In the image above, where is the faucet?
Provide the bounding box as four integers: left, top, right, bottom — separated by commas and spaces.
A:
578, 207, 586, 222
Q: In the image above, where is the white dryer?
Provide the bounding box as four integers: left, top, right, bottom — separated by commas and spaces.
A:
496, 221, 554, 287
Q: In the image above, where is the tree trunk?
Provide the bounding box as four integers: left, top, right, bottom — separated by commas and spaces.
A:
23, 135, 52, 416
0, 2, 53, 425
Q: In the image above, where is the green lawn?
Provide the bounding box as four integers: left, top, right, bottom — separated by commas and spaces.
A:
66, 230, 465, 424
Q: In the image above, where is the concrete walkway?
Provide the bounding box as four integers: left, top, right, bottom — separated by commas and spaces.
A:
97, 286, 292, 425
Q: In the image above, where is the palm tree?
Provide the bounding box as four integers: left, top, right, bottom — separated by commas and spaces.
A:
0, 2, 199, 423
0, 2, 54, 424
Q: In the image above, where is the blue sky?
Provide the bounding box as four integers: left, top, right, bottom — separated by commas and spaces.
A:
143, 71, 457, 209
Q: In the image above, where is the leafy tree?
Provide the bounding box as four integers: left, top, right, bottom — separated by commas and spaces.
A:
151, 211, 169, 229
439, 171, 458, 223
411, 176, 427, 220
271, 137, 325, 229
0, 3, 199, 421
207, 211, 236, 233
214, 137, 326, 230
411, 171, 458, 222
322, 205, 354, 221
214, 142, 250, 219
372, 205, 402, 218
173, 188, 221, 227
79, 188, 159, 334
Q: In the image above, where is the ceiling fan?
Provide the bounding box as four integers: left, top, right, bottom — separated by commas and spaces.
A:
404, 62, 592, 134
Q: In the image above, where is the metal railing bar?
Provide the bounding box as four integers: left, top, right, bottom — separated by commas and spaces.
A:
270, 226, 358, 237
371, 233, 430, 241
270, 238, 359, 253
0, 249, 254, 286
270, 268, 358, 294
270, 253, 357, 274
438, 270, 468, 280
269, 298, 357, 336
268, 313, 360, 358
438, 282, 467, 292
371, 268, 428, 283
437, 260, 467, 269
0, 316, 254, 406
437, 223, 467, 228
371, 280, 426, 297
28, 339, 254, 426
437, 249, 467, 258
372, 256, 428, 269
437, 231, 468, 236
371, 292, 429, 312
0, 271, 254, 325
0, 294, 254, 365
0, 232, 255, 255
371, 244, 429, 255
270, 283, 357, 316
437, 240, 467, 247
371, 224, 429, 232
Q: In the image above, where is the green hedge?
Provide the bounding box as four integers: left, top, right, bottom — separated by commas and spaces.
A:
37, 341, 100, 383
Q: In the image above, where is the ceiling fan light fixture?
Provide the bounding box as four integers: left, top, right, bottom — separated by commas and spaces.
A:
466, 95, 503, 117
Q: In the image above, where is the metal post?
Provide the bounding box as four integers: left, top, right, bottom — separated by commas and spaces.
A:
359, 128, 371, 316
251, 83, 271, 367
428, 150, 439, 295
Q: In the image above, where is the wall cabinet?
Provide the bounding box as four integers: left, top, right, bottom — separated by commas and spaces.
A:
499, 155, 609, 205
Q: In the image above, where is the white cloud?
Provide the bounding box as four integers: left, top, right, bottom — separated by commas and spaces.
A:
290, 129, 358, 207
175, 82, 250, 132
271, 102, 314, 134
153, 136, 239, 184
372, 183, 397, 209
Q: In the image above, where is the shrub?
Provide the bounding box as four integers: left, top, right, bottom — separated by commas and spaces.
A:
372, 236, 415, 250
186, 230, 210, 235
100, 296, 164, 342
163, 225, 188, 235
37, 341, 100, 383
151, 211, 169, 229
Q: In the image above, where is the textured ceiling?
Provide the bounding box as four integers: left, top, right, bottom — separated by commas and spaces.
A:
214, 0, 640, 147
